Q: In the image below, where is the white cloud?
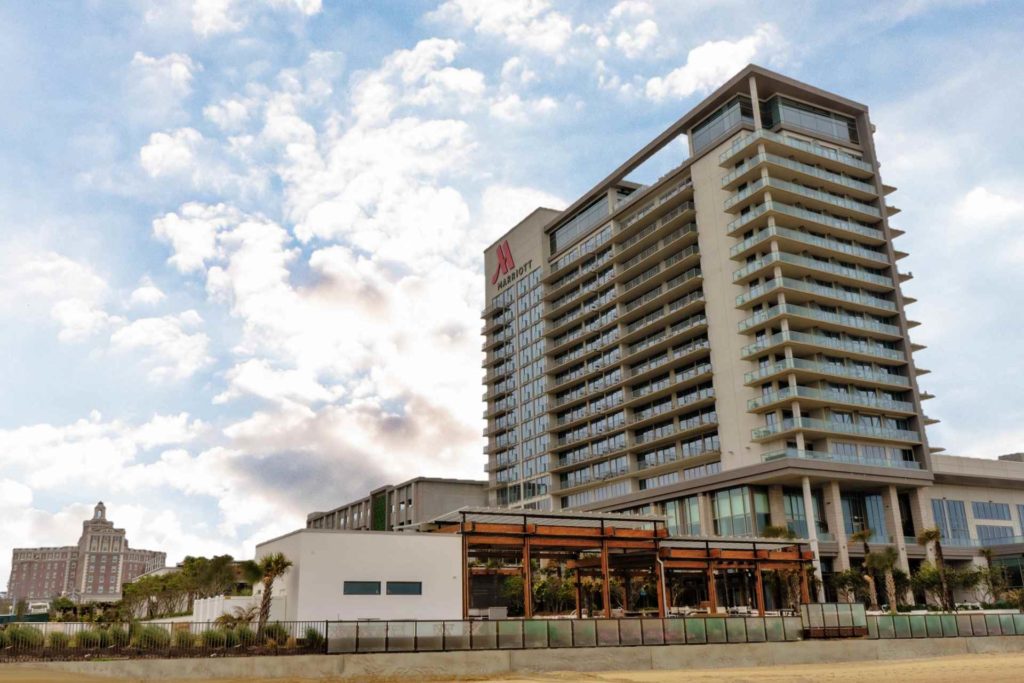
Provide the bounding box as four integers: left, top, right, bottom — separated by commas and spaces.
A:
109, 311, 213, 382
953, 186, 1024, 225
140, 128, 203, 178
214, 358, 341, 406
191, 0, 323, 37
615, 19, 659, 59
645, 24, 784, 101
129, 276, 167, 306
500, 57, 537, 85
154, 202, 242, 273
489, 93, 557, 123
430, 0, 573, 55
203, 97, 255, 132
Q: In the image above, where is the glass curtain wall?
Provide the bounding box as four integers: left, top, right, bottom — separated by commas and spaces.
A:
712, 486, 769, 537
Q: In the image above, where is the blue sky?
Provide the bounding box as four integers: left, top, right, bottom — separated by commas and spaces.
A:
1, 0, 1022, 581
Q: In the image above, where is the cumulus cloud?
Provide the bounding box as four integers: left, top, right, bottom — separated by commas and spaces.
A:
129, 276, 167, 307
429, 0, 573, 55
127, 52, 199, 117
140, 128, 204, 178
191, 0, 322, 37
645, 24, 785, 101
109, 310, 213, 382
953, 186, 1024, 225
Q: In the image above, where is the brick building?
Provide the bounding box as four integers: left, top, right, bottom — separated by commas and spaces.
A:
7, 502, 165, 603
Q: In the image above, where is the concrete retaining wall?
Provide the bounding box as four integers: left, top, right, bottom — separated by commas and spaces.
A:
13, 635, 1024, 680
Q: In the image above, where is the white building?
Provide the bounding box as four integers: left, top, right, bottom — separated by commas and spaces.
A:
254, 529, 463, 622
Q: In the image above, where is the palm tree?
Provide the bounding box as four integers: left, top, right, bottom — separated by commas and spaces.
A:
865, 547, 900, 613
916, 527, 951, 610
849, 529, 878, 610
254, 553, 293, 635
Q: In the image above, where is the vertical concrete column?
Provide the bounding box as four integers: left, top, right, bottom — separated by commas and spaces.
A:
699, 492, 714, 536
749, 75, 762, 130
907, 487, 935, 561
768, 485, 787, 528
883, 485, 911, 572
801, 476, 826, 602
822, 479, 850, 570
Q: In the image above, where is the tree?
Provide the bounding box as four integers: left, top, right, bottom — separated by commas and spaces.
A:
978, 548, 1008, 604
254, 553, 293, 635
830, 569, 869, 604
865, 547, 900, 613
916, 528, 952, 610
849, 529, 879, 610
761, 525, 801, 609
215, 604, 258, 628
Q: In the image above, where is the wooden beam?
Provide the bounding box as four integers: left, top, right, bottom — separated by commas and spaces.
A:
800, 565, 811, 604
754, 563, 766, 617
706, 562, 718, 614
575, 567, 583, 618
605, 527, 658, 538
663, 560, 711, 570
659, 548, 713, 560
529, 537, 603, 549
535, 525, 603, 537
605, 539, 658, 550
466, 535, 525, 547
655, 564, 666, 619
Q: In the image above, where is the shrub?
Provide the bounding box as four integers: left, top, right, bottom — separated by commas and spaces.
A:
262, 622, 289, 645
0, 629, 8, 648
135, 625, 171, 650
109, 626, 130, 648
97, 628, 113, 648
303, 627, 325, 651
8, 626, 45, 649
173, 629, 196, 649
200, 629, 227, 648
47, 631, 70, 650
75, 629, 101, 649
223, 628, 239, 648
235, 626, 259, 647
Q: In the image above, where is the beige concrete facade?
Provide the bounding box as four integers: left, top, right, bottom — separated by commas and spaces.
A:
481, 64, 1024, 588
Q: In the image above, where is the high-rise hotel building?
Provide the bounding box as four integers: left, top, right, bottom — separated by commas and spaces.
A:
482, 65, 1024, 581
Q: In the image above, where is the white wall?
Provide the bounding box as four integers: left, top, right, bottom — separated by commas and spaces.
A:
193, 595, 258, 623
255, 530, 463, 621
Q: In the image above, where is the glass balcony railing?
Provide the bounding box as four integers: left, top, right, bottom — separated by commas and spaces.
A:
723, 152, 878, 196
941, 535, 1024, 548
744, 357, 911, 387
719, 129, 874, 174
764, 177, 881, 217
741, 329, 905, 362
753, 418, 921, 443
762, 448, 922, 470
738, 302, 901, 336
748, 386, 915, 413
736, 277, 896, 311
726, 199, 885, 243
732, 251, 893, 289
730, 225, 889, 265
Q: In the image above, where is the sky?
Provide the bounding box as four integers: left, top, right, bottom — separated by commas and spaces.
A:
1, 0, 1022, 583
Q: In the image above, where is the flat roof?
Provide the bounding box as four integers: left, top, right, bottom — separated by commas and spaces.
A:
428, 505, 665, 529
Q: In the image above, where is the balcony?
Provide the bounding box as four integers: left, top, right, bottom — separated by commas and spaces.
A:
762, 447, 922, 470
741, 329, 905, 364
725, 177, 882, 221
736, 277, 896, 313
747, 386, 916, 414
752, 418, 921, 443
733, 251, 893, 291
727, 199, 885, 244
737, 302, 902, 338
744, 357, 912, 388
719, 129, 874, 175
722, 152, 878, 199
729, 225, 889, 267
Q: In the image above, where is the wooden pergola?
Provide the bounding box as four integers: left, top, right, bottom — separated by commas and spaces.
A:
428, 507, 814, 619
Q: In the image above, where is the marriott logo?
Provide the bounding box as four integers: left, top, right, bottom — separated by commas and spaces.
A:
490, 240, 532, 290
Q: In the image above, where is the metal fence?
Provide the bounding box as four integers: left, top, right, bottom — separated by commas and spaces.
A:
0, 620, 327, 661
324, 616, 806, 653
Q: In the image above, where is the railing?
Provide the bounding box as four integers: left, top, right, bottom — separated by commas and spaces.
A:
752, 417, 921, 443
743, 357, 911, 387
762, 447, 923, 470
733, 251, 893, 288
726, 199, 884, 242
723, 152, 878, 196
325, 616, 804, 653
748, 387, 915, 414
740, 329, 905, 362
720, 129, 874, 173
729, 225, 888, 265
736, 277, 896, 311
942, 535, 1024, 548
737, 302, 900, 336
0, 620, 327, 661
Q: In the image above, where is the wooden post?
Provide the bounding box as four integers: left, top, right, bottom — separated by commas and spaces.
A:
706, 562, 718, 615
601, 541, 612, 618
523, 537, 533, 619
799, 563, 811, 605
655, 563, 666, 618
575, 565, 584, 618
754, 563, 766, 616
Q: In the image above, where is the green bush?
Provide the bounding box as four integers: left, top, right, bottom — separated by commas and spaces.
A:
200, 629, 227, 648
48, 631, 70, 650
235, 626, 259, 647
109, 626, 130, 647
135, 625, 171, 650
223, 627, 239, 648
97, 628, 113, 648
173, 629, 195, 649
75, 629, 101, 649
303, 627, 325, 651
262, 622, 289, 645
0, 629, 8, 648
8, 626, 45, 648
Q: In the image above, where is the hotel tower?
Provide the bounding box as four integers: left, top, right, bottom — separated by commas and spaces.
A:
481, 64, 953, 579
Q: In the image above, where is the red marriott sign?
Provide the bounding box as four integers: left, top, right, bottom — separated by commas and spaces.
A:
490, 240, 533, 290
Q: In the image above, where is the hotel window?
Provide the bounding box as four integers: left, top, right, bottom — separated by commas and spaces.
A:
977, 525, 1015, 543
931, 499, 970, 541
386, 581, 423, 596
712, 486, 768, 537
665, 496, 701, 536
343, 581, 381, 595
972, 501, 1011, 521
